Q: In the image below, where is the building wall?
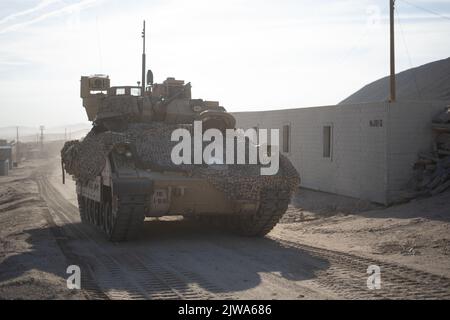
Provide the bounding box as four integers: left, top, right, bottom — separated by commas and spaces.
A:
386, 101, 449, 202
0, 146, 13, 169
233, 100, 449, 204
0, 160, 9, 176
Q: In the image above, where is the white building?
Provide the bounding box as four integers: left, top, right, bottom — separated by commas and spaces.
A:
234, 100, 449, 204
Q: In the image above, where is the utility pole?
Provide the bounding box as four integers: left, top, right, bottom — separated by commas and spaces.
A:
39, 125, 45, 152
16, 126, 20, 164
389, 0, 396, 102
141, 20, 146, 96
65, 128, 67, 141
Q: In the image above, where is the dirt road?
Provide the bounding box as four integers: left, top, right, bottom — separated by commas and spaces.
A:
1, 158, 450, 299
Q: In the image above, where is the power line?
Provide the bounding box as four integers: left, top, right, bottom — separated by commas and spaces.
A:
395, 6, 423, 100
400, 0, 450, 22
336, 27, 370, 66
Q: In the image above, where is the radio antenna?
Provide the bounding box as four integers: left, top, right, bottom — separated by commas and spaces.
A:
141, 20, 146, 96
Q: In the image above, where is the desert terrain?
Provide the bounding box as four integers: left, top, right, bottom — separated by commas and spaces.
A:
0, 152, 449, 300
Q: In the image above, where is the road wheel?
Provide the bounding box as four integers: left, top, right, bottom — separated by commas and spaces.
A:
103, 200, 113, 237
77, 195, 87, 223
90, 199, 97, 226
227, 189, 290, 237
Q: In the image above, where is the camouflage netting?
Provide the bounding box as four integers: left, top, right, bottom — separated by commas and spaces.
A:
97, 95, 140, 120
61, 122, 300, 200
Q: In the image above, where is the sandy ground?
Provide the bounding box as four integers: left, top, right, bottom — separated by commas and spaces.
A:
0, 157, 449, 299
0, 160, 84, 299
276, 190, 450, 278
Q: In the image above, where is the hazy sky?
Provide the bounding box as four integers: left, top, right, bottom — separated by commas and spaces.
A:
0, 0, 449, 127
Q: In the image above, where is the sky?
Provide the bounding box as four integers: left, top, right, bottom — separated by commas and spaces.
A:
0, 0, 449, 128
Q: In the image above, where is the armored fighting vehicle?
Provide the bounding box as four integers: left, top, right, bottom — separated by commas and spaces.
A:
61, 23, 300, 241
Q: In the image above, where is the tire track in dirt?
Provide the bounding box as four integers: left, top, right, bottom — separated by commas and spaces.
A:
38, 163, 450, 300
36, 172, 223, 299
267, 236, 450, 299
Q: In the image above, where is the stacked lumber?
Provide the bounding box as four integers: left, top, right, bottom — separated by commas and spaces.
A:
413, 107, 450, 196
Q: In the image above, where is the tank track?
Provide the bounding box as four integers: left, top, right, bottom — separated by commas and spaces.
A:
77, 193, 147, 242
77, 194, 88, 223
227, 188, 290, 236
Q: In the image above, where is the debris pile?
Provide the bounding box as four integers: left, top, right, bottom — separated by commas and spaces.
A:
412, 107, 450, 196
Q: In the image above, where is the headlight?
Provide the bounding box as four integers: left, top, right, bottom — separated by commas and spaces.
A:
114, 143, 132, 156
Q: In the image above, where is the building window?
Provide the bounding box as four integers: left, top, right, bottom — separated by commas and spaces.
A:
283, 124, 290, 153
130, 88, 141, 96
323, 125, 332, 158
